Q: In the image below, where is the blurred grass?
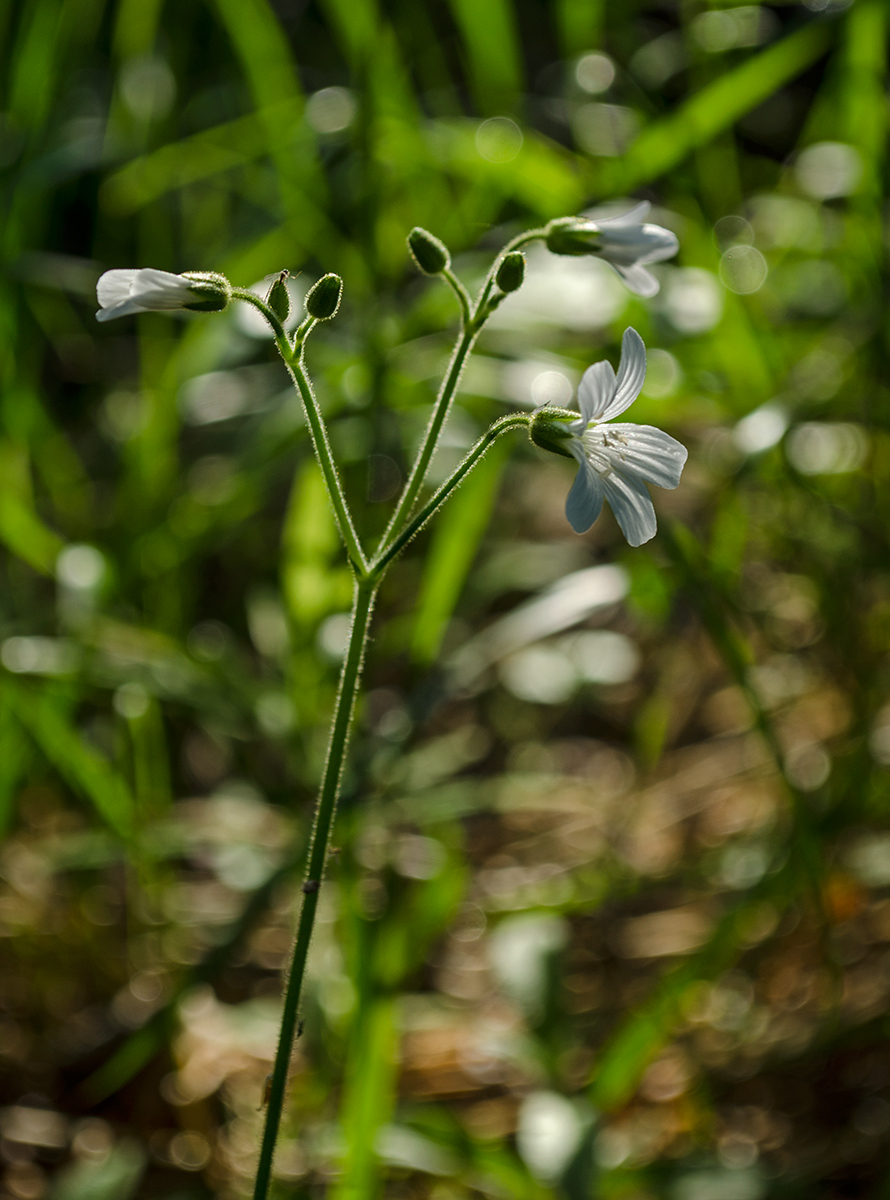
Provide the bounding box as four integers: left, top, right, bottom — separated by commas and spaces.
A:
1, 1, 890, 1198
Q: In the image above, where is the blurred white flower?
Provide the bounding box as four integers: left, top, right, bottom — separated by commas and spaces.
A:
96, 268, 229, 322
543, 328, 687, 545
545, 202, 679, 297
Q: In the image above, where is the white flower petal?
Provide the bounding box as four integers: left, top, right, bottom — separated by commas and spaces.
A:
605, 424, 688, 489
132, 268, 198, 308
601, 327, 646, 420
638, 224, 679, 264
602, 469, 657, 546
611, 263, 660, 297
96, 268, 198, 322
578, 360, 617, 422
565, 463, 604, 534
594, 200, 651, 228
96, 299, 149, 322
97, 270, 139, 308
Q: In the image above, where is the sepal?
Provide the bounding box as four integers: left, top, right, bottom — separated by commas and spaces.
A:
180, 271, 232, 312
529, 406, 578, 459
544, 217, 600, 258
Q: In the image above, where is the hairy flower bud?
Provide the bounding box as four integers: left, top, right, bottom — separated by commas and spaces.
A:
180, 271, 232, 312
528, 407, 578, 460
266, 272, 291, 324
407, 227, 450, 275
305, 273, 343, 321
496, 251, 525, 294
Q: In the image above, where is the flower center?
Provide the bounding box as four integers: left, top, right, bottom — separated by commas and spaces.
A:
580, 424, 629, 478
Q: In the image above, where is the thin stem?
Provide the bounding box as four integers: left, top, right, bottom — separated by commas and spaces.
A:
376, 227, 548, 556
232, 289, 368, 575
372, 414, 529, 576
442, 267, 471, 328
377, 325, 477, 550
253, 579, 377, 1200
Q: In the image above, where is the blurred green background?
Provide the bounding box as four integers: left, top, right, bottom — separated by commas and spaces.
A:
1, 0, 888, 1197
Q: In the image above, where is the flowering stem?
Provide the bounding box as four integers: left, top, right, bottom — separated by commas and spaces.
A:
232, 289, 369, 575
372, 414, 530, 575
253, 577, 377, 1200
377, 227, 546, 555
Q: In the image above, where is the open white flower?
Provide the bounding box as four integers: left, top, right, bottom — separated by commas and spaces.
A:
548, 328, 687, 546
545, 202, 679, 297
95, 268, 229, 322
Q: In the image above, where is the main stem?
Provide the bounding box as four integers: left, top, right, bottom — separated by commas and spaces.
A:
253, 579, 377, 1200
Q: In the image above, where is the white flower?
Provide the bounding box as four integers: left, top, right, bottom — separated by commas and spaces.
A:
545, 202, 679, 297
95, 268, 229, 322
563, 327, 687, 546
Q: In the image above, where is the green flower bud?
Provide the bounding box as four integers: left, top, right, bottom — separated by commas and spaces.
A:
544, 217, 601, 258
267, 271, 291, 324
407, 227, 451, 275
495, 251, 525, 294
305, 273, 343, 321
529, 406, 578, 460
180, 271, 232, 313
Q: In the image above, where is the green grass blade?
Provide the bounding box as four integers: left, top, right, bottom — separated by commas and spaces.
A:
10, 683, 135, 840
446, 0, 524, 113
610, 19, 835, 193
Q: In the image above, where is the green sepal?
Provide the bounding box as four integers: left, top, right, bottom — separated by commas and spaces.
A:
544, 217, 601, 258
181, 271, 232, 312
529, 406, 578, 459
407, 227, 450, 275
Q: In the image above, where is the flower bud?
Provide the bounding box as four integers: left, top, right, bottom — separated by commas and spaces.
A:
305, 273, 343, 321
180, 271, 232, 312
544, 217, 601, 258
496, 251, 525, 294
529, 406, 578, 460
267, 272, 291, 324
407, 227, 450, 275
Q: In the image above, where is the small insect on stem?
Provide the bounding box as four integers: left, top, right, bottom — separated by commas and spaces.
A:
259, 1075, 272, 1110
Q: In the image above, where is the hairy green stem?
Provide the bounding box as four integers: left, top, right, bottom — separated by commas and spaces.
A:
252, 578, 377, 1200
377, 227, 547, 555
232, 288, 368, 574
373, 413, 530, 574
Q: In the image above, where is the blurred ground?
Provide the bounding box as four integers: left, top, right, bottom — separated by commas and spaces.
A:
1, 0, 889, 1198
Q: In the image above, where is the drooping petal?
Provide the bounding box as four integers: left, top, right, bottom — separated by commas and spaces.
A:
600, 327, 647, 420
602, 468, 657, 546
637, 224, 680, 264
565, 463, 605, 534
96, 297, 147, 322
605, 424, 688, 489
611, 263, 660, 298
577, 360, 617, 422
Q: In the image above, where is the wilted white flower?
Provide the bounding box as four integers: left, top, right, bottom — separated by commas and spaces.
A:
545, 202, 679, 297
95, 268, 230, 322
530, 328, 687, 546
